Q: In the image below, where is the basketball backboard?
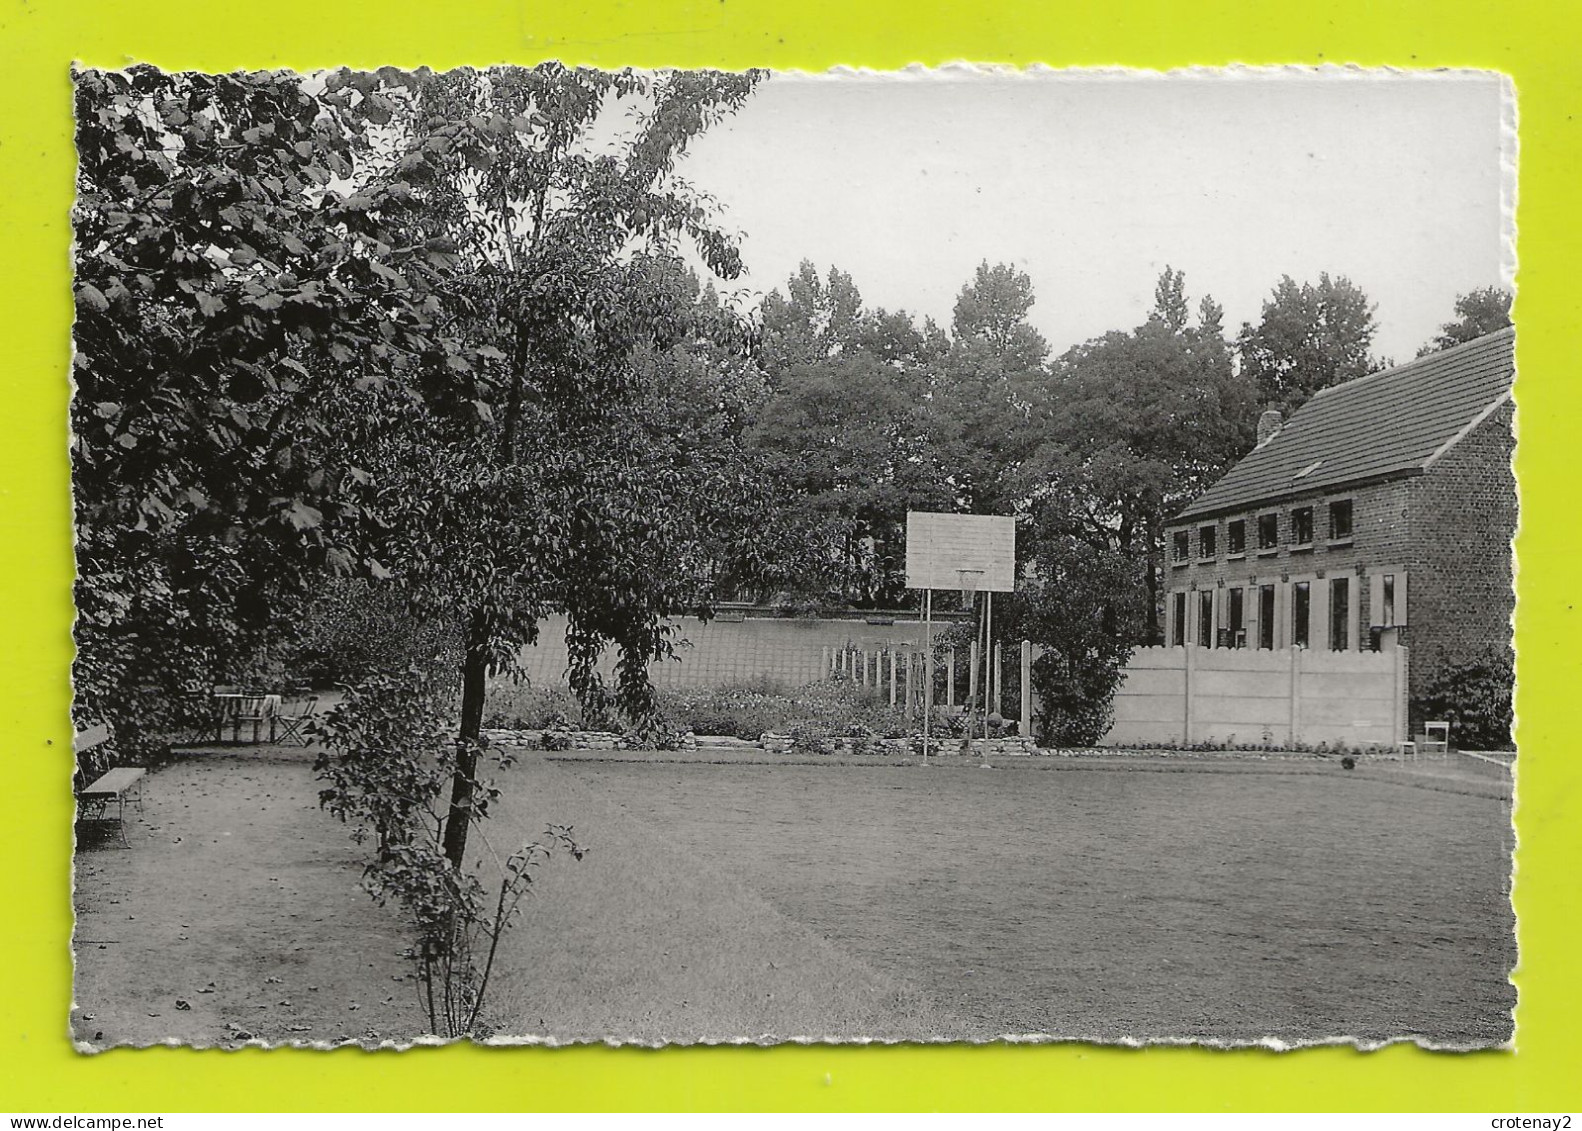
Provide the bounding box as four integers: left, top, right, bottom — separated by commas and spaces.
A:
904, 511, 1015, 592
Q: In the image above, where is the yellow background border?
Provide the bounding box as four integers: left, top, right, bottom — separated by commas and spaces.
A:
4, 0, 1578, 1112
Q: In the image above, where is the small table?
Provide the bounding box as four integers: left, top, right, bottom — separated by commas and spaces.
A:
212, 693, 283, 743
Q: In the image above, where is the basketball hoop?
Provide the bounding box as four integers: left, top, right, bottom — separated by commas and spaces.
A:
957, 568, 984, 607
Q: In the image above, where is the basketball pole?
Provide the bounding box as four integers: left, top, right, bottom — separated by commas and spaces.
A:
983, 588, 994, 765
921, 588, 932, 764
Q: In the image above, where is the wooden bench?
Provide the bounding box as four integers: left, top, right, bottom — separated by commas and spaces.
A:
74, 725, 145, 848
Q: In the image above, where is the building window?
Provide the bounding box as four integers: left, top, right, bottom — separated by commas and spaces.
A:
1291, 506, 1314, 547
1330, 577, 1350, 651
1226, 519, 1246, 556
1329, 499, 1353, 542
1292, 581, 1311, 648
1198, 525, 1216, 560
1257, 513, 1279, 552
1172, 591, 1186, 646
1227, 587, 1245, 648
1172, 530, 1190, 563
1198, 591, 1214, 647
1381, 574, 1396, 627
1258, 584, 1275, 649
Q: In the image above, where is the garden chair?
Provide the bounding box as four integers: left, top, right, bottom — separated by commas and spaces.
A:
1403, 720, 1451, 761
1421, 721, 1451, 757
274, 695, 320, 748
227, 694, 276, 743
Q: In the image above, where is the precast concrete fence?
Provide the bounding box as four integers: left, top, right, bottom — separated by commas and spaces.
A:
1100, 644, 1409, 749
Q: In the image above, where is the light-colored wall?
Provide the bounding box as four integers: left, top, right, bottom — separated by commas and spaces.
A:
516, 611, 943, 691
1101, 644, 1409, 749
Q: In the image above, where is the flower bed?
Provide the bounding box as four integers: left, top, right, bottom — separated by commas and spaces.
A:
483, 727, 700, 752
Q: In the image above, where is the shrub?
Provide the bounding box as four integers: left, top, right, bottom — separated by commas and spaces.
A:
483, 682, 586, 731
1416, 646, 1515, 751
655, 679, 911, 743
314, 669, 582, 1038
291, 580, 461, 690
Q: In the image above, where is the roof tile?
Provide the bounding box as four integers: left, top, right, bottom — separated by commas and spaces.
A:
1175, 327, 1514, 521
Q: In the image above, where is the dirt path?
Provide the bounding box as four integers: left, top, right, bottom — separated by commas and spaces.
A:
72, 750, 420, 1049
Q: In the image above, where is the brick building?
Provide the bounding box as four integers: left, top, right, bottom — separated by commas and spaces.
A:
1163, 327, 1515, 734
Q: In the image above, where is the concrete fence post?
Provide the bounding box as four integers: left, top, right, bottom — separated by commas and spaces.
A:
889, 648, 898, 706
1288, 647, 1301, 746
946, 649, 957, 707
992, 646, 1003, 718
905, 651, 915, 715
969, 641, 980, 711
1020, 640, 1032, 738
1183, 641, 1195, 745
1395, 645, 1410, 746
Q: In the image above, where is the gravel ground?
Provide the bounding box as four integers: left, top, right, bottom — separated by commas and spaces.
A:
72, 749, 418, 1050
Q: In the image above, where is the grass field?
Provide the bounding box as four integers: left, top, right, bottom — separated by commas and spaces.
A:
485, 754, 1515, 1047
73, 749, 1515, 1049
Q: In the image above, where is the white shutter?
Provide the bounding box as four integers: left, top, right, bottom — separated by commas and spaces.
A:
1369, 572, 1384, 628
1311, 578, 1329, 651
1275, 582, 1289, 649
1347, 573, 1361, 651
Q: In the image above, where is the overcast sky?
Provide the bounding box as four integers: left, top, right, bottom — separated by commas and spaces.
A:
679, 68, 1513, 365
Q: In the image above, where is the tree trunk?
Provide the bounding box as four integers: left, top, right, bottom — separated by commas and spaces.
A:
441, 619, 489, 870
500, 324, 529, 462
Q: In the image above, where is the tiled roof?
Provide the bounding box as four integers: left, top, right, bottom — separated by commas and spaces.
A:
1174, 327, 1514, 522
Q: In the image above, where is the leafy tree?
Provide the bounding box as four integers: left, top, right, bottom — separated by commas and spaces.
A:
1237, 273, 1379, 415
993, 541, 1143, 746
316, 670, 582, 1036
929, 261, 1049, 515
1024, 268, 1257, 643
1418, 285, 1513, 356
74, 62, 767, 870
71, 66, 466, 751
749, 263, 953, 606
323, 65, 767, 869
950, 260, 1047, 369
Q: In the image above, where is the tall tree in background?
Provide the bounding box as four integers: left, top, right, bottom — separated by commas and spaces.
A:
930, 261, 1049, 516
1417, 285, 1513, 356
749, 262, 952, 607
1237, 273, 1378, 415
1023, 268, 1258, 647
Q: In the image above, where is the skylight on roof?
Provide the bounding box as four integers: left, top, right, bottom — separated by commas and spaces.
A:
1292, 459, 1324, 480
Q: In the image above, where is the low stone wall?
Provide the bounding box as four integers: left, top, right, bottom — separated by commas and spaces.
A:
484, 728, 700, 752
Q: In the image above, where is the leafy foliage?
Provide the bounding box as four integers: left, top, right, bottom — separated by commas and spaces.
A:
1415, 645, 1515, 751
660, 680, 910, 741
290, 580, 462, 688
747, 260, 1045, 607
1418, 286, 1512, 357
989, 547, 1140, 746
314, 670, 583, 1037
71, 65, 466, 748
1024, 268, 1256, 643
1237, 272, 1379, 415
